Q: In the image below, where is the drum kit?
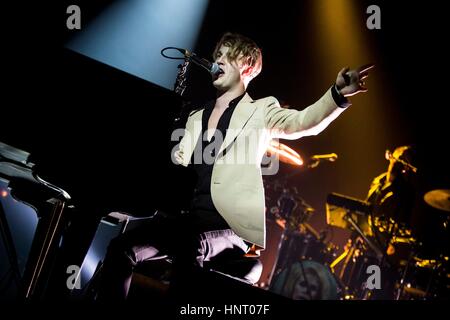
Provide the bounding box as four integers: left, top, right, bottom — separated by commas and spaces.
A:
258, 142, 450, 300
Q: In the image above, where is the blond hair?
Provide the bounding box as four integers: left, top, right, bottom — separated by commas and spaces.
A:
212, 32, 262, 80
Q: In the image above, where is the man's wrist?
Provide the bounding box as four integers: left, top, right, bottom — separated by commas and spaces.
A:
331, 84, 351, 108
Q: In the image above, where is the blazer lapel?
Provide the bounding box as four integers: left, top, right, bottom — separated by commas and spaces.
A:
217, 93, 257, 158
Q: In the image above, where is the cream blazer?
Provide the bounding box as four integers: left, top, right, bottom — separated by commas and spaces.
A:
174, 89, 346, 248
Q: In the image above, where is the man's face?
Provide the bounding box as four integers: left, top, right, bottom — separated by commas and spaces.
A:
212, 45, 246, 91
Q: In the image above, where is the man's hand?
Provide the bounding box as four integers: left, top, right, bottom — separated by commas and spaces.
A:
336, 64, 375, 97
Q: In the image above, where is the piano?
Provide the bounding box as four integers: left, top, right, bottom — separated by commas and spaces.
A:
1, 141, 71, 300
325, 192, 385, 258
325, 192, 373, 237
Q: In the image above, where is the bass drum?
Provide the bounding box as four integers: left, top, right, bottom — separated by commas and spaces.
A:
270, 261, 339, 300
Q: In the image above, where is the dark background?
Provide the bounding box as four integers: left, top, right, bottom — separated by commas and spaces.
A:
1, 0, 449, 254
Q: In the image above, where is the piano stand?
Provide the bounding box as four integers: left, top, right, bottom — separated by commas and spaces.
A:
0, 200, 23, 295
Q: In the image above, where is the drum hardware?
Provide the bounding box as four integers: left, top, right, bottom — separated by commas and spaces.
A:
398, 284, 427, 298
330, 235, 397, 300
329, 237, 365, 274
394, 250, 450, 300
329, 247, 349, 271
332, 237, 363, 296
262, 178, 338, 295
325, 190, 428, 299
302, 222, 321, 239
389, 235, 416, 245
305, 145, 450, 299
344, 212, 384, 259
395, 248, 416, 300
382, 232, 449, 300
260, 148, 341, 297
267, 181, 315, 231
268, 219, 339, 298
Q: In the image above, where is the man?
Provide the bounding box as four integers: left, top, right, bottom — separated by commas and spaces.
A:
97, 32, 373, 300
174, 32, 372, 250
366, 146, 417, 256
362, 146, 418, 299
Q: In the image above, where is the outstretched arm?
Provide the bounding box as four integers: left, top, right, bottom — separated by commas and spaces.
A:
264, 64, 374, 139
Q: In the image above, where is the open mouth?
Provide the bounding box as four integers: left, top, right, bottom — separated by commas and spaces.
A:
214, 69, 225, 80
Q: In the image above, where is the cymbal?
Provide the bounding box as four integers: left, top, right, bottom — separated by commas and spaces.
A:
424, 189, 450, 212
267, 140, 303, 166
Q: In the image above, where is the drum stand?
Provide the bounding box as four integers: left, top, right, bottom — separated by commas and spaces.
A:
329, 212, 386, 299
270, 226, 315, 300
395, 249, 416, 300
268, 187, 317, 299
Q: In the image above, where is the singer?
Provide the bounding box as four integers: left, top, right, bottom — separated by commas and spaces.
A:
96, 32, 373, 301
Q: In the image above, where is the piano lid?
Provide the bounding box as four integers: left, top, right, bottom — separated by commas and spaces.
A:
0, 141, 35, 168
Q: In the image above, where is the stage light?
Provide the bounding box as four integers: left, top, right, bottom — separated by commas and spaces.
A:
306, 0, 396, 200
67, 0, 209, 90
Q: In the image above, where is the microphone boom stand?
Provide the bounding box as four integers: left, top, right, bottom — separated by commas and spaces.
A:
173, 58, 191, 124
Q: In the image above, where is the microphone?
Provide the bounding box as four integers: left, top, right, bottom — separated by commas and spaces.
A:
174, 48, 222, 76
385, 149, 417, 172
310, 153, 338, 162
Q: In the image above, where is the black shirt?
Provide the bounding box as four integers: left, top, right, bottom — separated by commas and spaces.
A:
188, 93, 246, 231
